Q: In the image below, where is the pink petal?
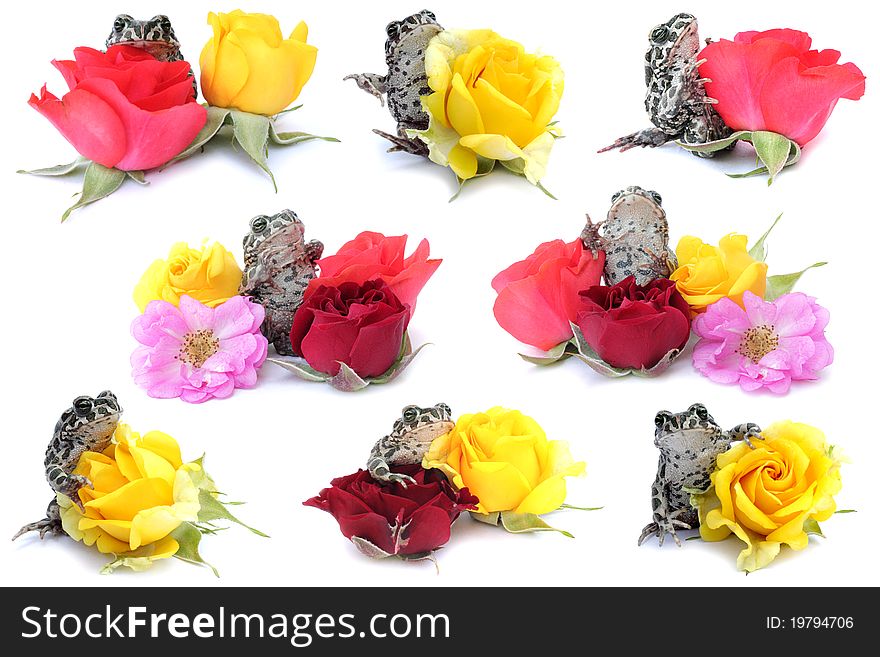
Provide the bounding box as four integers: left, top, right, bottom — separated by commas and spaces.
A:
178, 295, 215, 332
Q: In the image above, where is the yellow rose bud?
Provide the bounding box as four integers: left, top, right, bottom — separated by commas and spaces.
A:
58, 424, 200, 563
692, 421, 843, 572
423, 407, 584, 516
670, 233, 768, 314
199, 10, 317, 115
413, 29, 564, 183
133, 241, 242, 312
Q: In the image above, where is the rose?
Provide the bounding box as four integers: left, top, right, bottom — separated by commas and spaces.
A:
670, 234, 768, 314
290, 280, 411, 378
413, 29, 564, 182
492, 239, 605, 350
423, 407, 585, 515
576, 276, 691, 370
305, 232, 441, 310
133, 242, 243, 312
57, 424, 200, 564
29, 46, 206, 171
700, 29, 866, 145
692, 421, 842, 572
304, 465, 477, 558
199, 10, 317, 116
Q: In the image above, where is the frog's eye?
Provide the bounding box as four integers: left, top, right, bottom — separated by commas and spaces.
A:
386, 21, 401, 39
250, 216, 269, 233
421, 10, 436, 20
402, 406, 420, 423
611, 191, 622, 203
648, 190, 662, 205
72, 397, 94, 417
113, 15, 131, 33
651, 25, 670, 43
654, 412, 670, 428
155, 15, 172, 31
437, 403, 451, 417
691, 404, 709, 420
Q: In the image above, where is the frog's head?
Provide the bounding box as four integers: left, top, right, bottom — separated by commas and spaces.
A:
242, 210, 306, 264
653, 403, 721, 448
644, 13, 699, 73
384, 10, 441, 57
106, 14, 181, 54
388, 403, 454, 450
56, 391, 122, 448
607, 186, 665, 223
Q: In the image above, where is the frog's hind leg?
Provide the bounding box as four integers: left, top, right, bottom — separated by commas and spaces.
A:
374, 122, 429, 157
344, 73, 387, 105
598, 127, 673, 153
12, 499, 64, 541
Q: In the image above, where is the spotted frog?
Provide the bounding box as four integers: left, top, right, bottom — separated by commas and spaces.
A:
600, 13, 730, 155
345, 10, 442, 156
13, 391, 122, 540
581, 186, 677, 285
368, 404, 454, 485
240, 210, 323, 356
639, 403, 761, 547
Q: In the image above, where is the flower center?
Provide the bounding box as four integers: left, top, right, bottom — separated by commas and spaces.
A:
737, 324, 779, 364
178, 329, 219, 368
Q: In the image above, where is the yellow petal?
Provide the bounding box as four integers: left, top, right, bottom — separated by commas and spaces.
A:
202, 33, 249, 109
446, 73, 485, 137
290, 20, 308, 43
129, 506, 185, 550
469, 79, 538, 147
447, 143, 478, 180
459, 133, 523, 161
491, 435, 542, 487
514, 474, 567, 515
139, 431, 183, 469
461, 460, 532, 513
85, 478, 173, 521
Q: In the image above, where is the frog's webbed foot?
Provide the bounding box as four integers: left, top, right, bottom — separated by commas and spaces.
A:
52, 473, 91, 512
730, 423, 762, 450
598, 127, 673, 153
344, 73, 387, 106
579, 214, 604, 256
638, 514, 692, 547
368, 457, 417, 488
13, 500, 64, 541
373, 128, 429, 157
639, 247, 676, 280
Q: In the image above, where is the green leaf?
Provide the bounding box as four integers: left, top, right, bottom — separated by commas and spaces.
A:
350, 536, 394, 559
170, 521, 219, 577
559, 503, 603, 511
449, 158, 497, 202
751, 131, 796, 185
835, 509, 857, 514
765, 262, 827, 301
125, 170, 148, 185
327, 362, 370, 392
266, 356, 331, 382
499, 511, 573, 538
171, 106, 232, 163
803, 518, 825, 537
685, 535, 703, 542
726, 135, 801, 182
499, 158, 525, 175
470, 511, 501, 526
535, 181, 558, 200
748, 213, 783, 261
519, 340, 573, 366
368, 337, 431, 385
18, 157, 87, 176
61, 162, 126, 222
676, 130, 753, 153
275, 104, 303, 116
230, 109, 275, 190
268, 123, 340, 146
196, 489, 268, 537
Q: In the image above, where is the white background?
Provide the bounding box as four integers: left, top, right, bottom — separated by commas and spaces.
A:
2, 0, 877, 587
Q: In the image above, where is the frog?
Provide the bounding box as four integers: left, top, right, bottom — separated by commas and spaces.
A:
345, 10, 443, 156
240, 210, 323, 356
106, 14, 196, 97
599, 13, 731, 156
13, 391, 123, 541
638, 403, 761, 547
581, 186, 677, 286
368, 404, 454, 486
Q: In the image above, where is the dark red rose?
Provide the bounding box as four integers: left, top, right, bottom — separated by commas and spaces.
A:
576, 276, 691, 370
289, 279, 411, 378
304, 465, 478, 558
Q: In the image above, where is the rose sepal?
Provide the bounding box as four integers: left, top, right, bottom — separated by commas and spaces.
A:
170, 105, 338, 191
19, 159, 140, 222
267, 333, 428, 391
676, 130, 801, 185
746, 213, 827, 300
469, 510, 573, 537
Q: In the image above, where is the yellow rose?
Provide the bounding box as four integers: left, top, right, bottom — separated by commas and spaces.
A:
423, 407, 584, 515
58, 424, 200, 565
410, 29, 564, 183
670, 233, 768, 313
692, 421, 843, 572
199, 10, 318, 115
133, 241, 242, 312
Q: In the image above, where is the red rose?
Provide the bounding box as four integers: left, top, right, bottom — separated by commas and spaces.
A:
305, 232, 441, 310
492, 239, 605, 350
304, 465, 478, 558
699, 29, 865, 146
29, 46, 207, 171
289, 280, 411, 378
576, 276, 691, 370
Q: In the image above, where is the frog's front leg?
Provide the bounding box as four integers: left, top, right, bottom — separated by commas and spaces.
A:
374, 121, 430, 156
344, 72, 387, 105
367, 443, 417, 487
47, 465, 89, 511
598, 127, 673, 153
639, 476, 691, 547
12, 499, 64, 541
728, 423, 762, 449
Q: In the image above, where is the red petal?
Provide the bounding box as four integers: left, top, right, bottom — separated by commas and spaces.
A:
347, 311, 409, 377
734, 29, 812, 52
400, 506, 452, 555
